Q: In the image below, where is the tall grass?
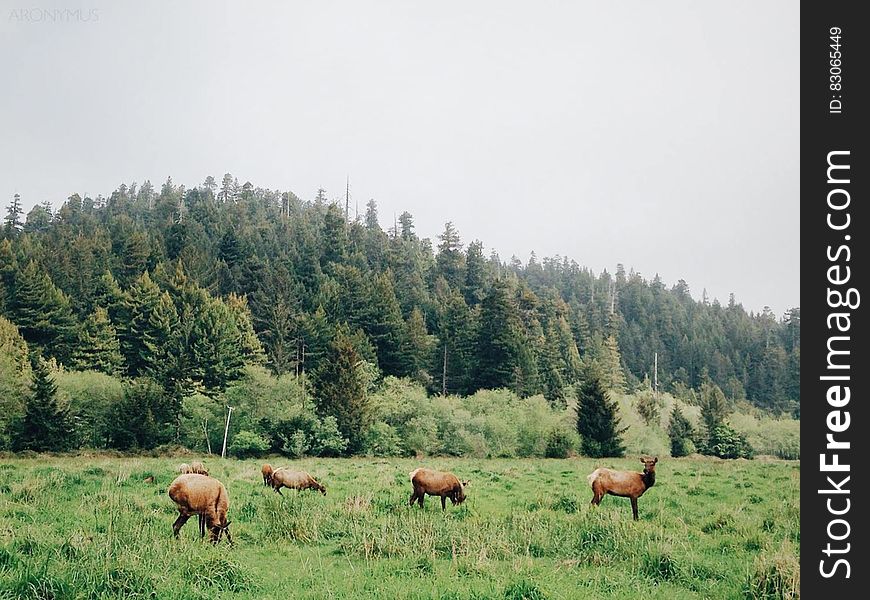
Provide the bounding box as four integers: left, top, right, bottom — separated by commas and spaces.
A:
0, 456, 799, 599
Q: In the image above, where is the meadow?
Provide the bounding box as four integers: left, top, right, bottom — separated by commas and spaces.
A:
0, 455, 799, 600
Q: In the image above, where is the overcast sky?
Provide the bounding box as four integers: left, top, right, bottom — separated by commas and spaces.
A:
0, 0, 799, 316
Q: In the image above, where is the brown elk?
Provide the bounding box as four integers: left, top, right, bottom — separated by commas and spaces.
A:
270, 469, 327, 495
168, 474, 232, 544
261, 463, 274, 487
409, 468, 469, 511
587, 457, 658, 521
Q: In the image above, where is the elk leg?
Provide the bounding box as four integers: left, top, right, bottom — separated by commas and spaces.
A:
441, 495, 446, 511
409, 491, 418, 507
631, 497, 639, 521
172, 513, 191, 538
198, 514, 206, 538
418, 492, 425, 508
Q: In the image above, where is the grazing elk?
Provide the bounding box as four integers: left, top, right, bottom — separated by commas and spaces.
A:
261, 463, 274, 487
168, 474, 232, 544
270, 469, 326, 495
409, 468, 469, 511
190, 461, 209, 476
587, 456, 658, 521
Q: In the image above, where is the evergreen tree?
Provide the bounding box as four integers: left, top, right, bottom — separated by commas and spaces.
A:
667, 404, 694, 457
15, 355, 75, 452
463, 240, 487, 306
433, 290, 476, 396
474, 280, 523, 391
436, 221, 465, 289
71, 307, 124, 375
312, 325, 370, 454
6, 260, 77, 363
321, 203, 347, 268
3, 193, 23, 236
575, 374, 626, 457
699, 376, 729, 433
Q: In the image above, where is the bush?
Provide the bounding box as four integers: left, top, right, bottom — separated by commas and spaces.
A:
544, 428, 576, 458
310, 416, 348, 457
280, 430, 308, 458
706, 423, 754, 459
363, 422, 403, 457
229, 430, 270, 458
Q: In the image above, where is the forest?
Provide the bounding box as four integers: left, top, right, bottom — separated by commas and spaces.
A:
0, 176, 799, 455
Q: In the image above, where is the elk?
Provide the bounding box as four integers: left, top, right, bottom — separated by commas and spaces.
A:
409, 468, 468, 511
190, 461, 209, 476
168, 474, 232, 544
261, 463, 274, 487
587, 456, 658, 521
270, 469, 326, 495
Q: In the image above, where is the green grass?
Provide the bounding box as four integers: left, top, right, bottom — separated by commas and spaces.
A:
0, 456, 800, 599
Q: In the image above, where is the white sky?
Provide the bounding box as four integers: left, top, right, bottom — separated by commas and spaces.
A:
0, 0, 799, 315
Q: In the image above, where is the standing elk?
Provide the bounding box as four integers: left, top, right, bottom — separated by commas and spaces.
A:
261, 463, 274, 487
409, 468, 468, 511
587, 456, 658, 521
168, 473, 232, 544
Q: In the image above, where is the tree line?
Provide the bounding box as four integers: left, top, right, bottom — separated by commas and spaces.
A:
0, 177, 799, 452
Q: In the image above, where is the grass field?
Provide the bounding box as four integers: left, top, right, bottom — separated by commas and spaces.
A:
0, 456, 799, 599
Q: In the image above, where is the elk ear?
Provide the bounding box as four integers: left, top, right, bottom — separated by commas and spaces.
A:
640, 458, 646, 464
653, 457, 658, 463
462, 480, 470, 487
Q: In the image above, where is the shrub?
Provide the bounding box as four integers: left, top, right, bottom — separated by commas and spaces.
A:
280, 430, 308, 458
363, 422, 403, 457
706, 423, 754, 459
229, 430, 270, 458
544, 428, 576, 458
668, 405, 695, 458
310, 416, 348, 457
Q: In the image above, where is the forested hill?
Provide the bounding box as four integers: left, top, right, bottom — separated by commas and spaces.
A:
0, 177, 799, 414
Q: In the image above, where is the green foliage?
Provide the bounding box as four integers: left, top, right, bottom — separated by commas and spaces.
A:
0, 317, 30, 449
362, 422, 404, 457
705, 423, 754, 459
309, 415, 348, 457
544, 428, 577, 458
229, 430, 270, 458
312, 327, 370, 454
107, 379, 176, 450
15, 355, 74, 452
475, 280, 523, 391
667, 404, 695, 458
70, 307, 124, 375
634, 390, 663, 426
699, 377, 730, 433
575, 375, 626, 457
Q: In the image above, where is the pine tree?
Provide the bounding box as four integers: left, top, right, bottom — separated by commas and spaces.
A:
71, 307, 124, 375
436, 221, 465, 289
4, 194, 23, 235
365, 271, 409, 376
699, 376, 729, 433
6, 260, 77, 363
312, 326, 369, 454
463, 240, 487, 306
226, 293, 266, 364
474, 280, 523, 391
575, 374, 626, 457
432, 290, 476, 396
15, 355, 75, 452
667, 404, 694, 457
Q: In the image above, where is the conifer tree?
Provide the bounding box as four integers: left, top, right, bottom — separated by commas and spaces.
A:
575, 373, 626, 457
6, 260, 76, 363
312, 325, 369, 454
72, 307, 124, 375
474, 280, 523, 391
667, 404, 694, 457
15, 355, 74, 452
